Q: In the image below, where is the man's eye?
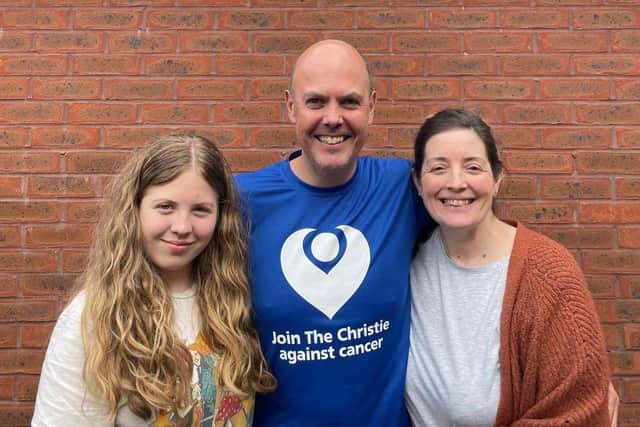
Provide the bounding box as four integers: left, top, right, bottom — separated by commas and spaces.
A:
342, 99, 361, 109
306, 98, 324, 107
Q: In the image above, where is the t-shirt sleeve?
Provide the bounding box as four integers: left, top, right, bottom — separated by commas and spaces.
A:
32, 295, 112, 427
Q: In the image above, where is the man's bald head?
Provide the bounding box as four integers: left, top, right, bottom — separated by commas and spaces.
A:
289, 39, 373, 96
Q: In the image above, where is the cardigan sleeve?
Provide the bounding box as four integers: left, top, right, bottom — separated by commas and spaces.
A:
508, 235, 610, 426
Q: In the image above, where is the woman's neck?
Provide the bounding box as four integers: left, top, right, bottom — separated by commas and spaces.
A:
439, 216, 516, 268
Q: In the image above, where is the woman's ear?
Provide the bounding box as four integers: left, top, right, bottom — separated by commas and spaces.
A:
412, 168, 422, 195
493, 172, 503, 197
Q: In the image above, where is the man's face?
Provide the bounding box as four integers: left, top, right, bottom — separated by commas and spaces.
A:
286, 43, 376, 187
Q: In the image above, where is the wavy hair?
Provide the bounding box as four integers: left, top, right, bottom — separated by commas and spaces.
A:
79, 135, 275, 421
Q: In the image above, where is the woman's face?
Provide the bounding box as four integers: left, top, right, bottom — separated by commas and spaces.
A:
138, 169, 218, 287
415, 128, 500, 232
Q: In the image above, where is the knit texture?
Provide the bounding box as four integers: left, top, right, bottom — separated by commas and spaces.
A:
495, 223, 610, 426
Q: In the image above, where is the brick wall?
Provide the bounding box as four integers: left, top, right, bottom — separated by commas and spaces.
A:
0, 0, 638, 425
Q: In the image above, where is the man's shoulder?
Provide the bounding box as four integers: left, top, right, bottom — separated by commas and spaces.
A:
360, 155, 412, 171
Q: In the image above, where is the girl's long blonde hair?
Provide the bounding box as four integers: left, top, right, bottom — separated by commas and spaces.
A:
79, 135, 275, 420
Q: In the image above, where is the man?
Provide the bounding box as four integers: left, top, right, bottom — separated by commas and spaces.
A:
236, 39, 429, 427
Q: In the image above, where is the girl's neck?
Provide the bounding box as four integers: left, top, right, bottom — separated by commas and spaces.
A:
439, 216, 516, 268
160, 269, 193, 295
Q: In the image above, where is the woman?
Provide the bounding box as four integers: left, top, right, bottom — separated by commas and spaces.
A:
33, 136, 275, 426
405, 109, 612, 426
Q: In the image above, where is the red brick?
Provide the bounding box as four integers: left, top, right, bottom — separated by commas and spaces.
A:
287, 10, 353, 29
541, 127, 611, 149
0, 251, 57, 272
497, 176, 537, 199
249, 127, 297, 149
324, 32, 389, 53
219, 10, 283, 29
502, 151, 573, 174
501, 55, 570, 76
22, 324, 55, 348
326, 0, 386, 5
215, 55, 283, 76
251, 0, 315, 5
609, 352, 640, 375
15, 376, 38, 400
613, 31, 640, 52
541, 177, 610, 199
501, 9, 569, 28
465, 79, 533, 100
32, 127, 99, 148
581, 202, 640, 223
429, 55, 497, 75
621, 276, 640, 299
0, 32, 31, 51
0, 402, 33, 426
26, 224, 93, 248
575, 55, 640, 75
388, 127, 415, 149
72, 55, 139, 75
615, 79, 640, 100
0, 226, 20, 247
456, 103, 499, 124
37, 0, 100, 4
464, 32, 532, 53
0, 9, 67, 29
65, 201, 101, 223
0, 153, 59, 173
392, 32, 458, 53
494, 127, 538, 149
145, 55, 212, 75
574, 10, 639, 29
65, 152, 129, 174
35, 32, 103, 52
224, 150, 284, 173
104, 127, 173, 148
366, 55, 423, 76
174, 127, 244, 148
0, 103, 63, 124
0, 377, 12, 400
146, 9, 213, 29
106, 0, 171, 4
541, 79, 609, 100
497, 202, 575, 224
63, 250, 88, 273
374, 103, 427, 124
429, 10, 496, 29
32, 78, 101, 100
0, 128, 28, 148
538, 225, 614, 249
180, 33, 249, 53
0, 178, 22, 197
0, 79, 28, 99
585, 275, 617, 298
250, 78, 288, 100
537, 32, 608, 52
620, 227, 640, 249
537, 0, 603, 4
0, 300, 57, 322
618, 128, 640, 148
0, 55, 67, 76
584, 250, 640, 274
177, 78, 244, 100
73, 9, 141, 29
502, 104, 570, 124
214, 102, 281, 123
359, 9, 424, 29
254, 33, 318, 54
0, 201, 60, 223
0, 325, 18, 348
464, 0, 527, 4
0, 275, 19, 297
105, 79, 173, 100
617, 178, 640, 199
391, 0, 459, 4
22, 274, 77, 297
28, 176, 98, 198
623, 378, 640, 402
392, 79, 459, 100
142, 103, 209, 124
68, 103, 136, 124
108, 32, 177, 53
0, 351, 45, 374
578, 104, 640, 125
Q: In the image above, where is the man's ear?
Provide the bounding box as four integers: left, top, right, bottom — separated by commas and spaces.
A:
285, 89, 296, 123
367, 90, 377, 125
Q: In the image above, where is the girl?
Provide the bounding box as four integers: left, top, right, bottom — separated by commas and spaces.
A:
33, 135, 275, 426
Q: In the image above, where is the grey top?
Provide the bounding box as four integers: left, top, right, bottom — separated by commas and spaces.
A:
405, 228, 509, 427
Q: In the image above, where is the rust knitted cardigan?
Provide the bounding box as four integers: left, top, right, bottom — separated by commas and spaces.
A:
494, 223, 610, 426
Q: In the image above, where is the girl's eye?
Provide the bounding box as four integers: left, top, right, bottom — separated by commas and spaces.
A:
157, 203, 173, 211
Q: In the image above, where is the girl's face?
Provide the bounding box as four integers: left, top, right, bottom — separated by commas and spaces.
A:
415, 128, 500, 233
138, 169, 218, 289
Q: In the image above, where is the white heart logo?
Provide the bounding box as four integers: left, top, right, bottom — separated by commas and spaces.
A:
280, 225, 370, 319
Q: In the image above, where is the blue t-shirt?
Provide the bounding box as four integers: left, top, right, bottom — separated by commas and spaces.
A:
235, 153, 427, 427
